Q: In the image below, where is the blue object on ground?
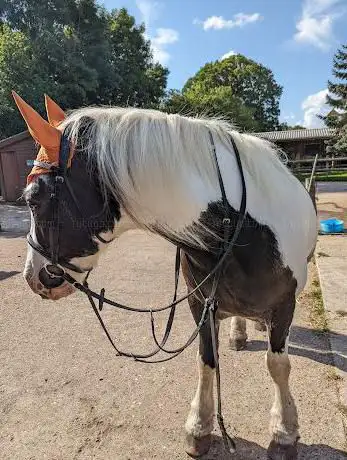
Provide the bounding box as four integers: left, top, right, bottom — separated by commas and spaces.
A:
320, 218, 344, 233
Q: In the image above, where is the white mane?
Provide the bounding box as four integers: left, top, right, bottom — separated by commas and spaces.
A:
61, 107, 298, 247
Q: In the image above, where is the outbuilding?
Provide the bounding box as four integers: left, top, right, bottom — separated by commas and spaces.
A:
253, 128, 335, 159
0, 131, 36, 202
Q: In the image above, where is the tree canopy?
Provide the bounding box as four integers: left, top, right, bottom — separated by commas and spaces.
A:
0, 2, 286, 139
0, 0, 168, 138
161, 54, 282, 132
324, 44, 347, 155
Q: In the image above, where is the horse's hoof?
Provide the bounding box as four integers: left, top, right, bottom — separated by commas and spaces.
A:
267, 441, 298, 460
186, 434, 212, 458
229, 337, 247, 351
254, 320, 267, 332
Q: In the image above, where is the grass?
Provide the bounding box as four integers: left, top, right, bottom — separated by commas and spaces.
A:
327, 368, 343, 382
315, 172, 347, 182
295, 171, 347, 182
337, 403, 347, 417
307, 274, 329, 333
317, 251, 330, 258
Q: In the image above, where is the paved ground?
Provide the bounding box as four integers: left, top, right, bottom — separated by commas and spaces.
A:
316, 181, 347, 223
316, 182, 347, 430
1, 228, 346, 459
0, 203, 30, 233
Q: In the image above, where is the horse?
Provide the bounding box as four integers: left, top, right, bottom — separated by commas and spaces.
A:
13, 92, 317, 459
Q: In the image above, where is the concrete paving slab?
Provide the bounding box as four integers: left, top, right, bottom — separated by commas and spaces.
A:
316, 237, 347, 419
316, 185, 347, 438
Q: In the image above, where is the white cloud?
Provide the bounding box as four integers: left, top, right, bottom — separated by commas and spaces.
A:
220, 50, 237, 60
195, 13, 263, 31
151, 28, 179, 64
136, 0, 178, 65
136, 0, 160, 29
283, 113, 296, 121
301, 89, 329, 127
294, 0, 345, 50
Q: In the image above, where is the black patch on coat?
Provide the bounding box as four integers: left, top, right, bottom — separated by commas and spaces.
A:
24, 129, 120, 263
179, 200, 298, 361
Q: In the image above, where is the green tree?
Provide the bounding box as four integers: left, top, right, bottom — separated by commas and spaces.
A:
278, 122, 306, 131
161, 87, 259, 131
0, 25, 52, 138
0, 1, 168, 138
105, 8, 168, 106
324, 44, 347, 155
176, 54, 282, 131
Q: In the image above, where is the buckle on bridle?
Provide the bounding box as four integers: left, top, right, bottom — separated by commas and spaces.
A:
222, 218, 231, 225
204, 297, 218, 311
55, 175, 65, 184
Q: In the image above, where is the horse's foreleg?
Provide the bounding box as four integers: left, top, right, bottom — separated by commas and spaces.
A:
229, 316, 247, 350
185, 297, 218, 458
266, 295, 299, 460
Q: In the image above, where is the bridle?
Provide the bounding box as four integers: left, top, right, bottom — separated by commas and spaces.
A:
27, 128, 247, 454
27, 132, 114, 276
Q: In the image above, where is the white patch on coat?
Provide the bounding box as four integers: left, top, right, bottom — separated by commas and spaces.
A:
215, 134, 317, 293
24, 183, 138, 297
185, 354, 215, 438
266, 347, 299, 445
57, 108, 316, 292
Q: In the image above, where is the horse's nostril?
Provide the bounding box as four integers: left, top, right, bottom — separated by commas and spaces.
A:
39, 267, 65, 288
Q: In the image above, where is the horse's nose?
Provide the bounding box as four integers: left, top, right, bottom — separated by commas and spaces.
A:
38, 266, 65, 288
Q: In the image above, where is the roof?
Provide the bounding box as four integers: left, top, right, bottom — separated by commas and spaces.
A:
0, 131, 30, 149
253, 128, 335, 142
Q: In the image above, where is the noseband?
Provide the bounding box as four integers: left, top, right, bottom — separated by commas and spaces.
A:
27, 129, 247, 454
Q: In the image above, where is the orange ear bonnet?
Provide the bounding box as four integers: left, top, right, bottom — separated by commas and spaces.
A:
12, 92, 72, 184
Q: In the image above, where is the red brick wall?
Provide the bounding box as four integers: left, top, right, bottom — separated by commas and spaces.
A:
0, 137, 36, 201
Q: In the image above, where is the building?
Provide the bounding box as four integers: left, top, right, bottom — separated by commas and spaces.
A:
253, 128, 335, 160
0, 131, 36, 202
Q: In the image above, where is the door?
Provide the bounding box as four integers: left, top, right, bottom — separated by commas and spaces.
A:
0, 151, 20, 201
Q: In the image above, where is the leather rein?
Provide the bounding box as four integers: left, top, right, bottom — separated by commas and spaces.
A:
27, 129, 247, 453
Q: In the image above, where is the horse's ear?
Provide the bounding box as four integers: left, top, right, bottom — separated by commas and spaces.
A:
12, 91, 61, 152
44, 94, 66, 127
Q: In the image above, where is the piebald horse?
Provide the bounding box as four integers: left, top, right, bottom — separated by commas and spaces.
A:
14, 92, 317, 459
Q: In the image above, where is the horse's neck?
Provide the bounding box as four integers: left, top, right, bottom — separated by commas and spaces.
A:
130, 140, 242, 239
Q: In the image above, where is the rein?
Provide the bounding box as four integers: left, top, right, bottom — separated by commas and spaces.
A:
27, 130, 247, 454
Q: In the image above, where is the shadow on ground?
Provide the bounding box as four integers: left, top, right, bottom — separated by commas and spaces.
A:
246, 325, 347, 373
0, 270, 21, 281
0, 231, 27, 239
202, 435, 347, 459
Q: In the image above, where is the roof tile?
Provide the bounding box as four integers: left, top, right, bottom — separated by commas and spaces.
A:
253, 128, 335, 142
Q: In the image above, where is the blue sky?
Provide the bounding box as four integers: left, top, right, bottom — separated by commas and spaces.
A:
102, 0, 347, 129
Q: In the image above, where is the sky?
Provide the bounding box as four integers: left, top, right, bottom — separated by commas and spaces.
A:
102, 0, 347, 129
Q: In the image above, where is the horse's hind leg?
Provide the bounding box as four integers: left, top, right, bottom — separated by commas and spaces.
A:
229, 316, 247, 350
255, 319, 267, 331
185, 296, 217, 458
266, 294, 299, 460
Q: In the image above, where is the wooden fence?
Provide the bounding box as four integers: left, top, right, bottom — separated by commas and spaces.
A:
287, 156, 347, 175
